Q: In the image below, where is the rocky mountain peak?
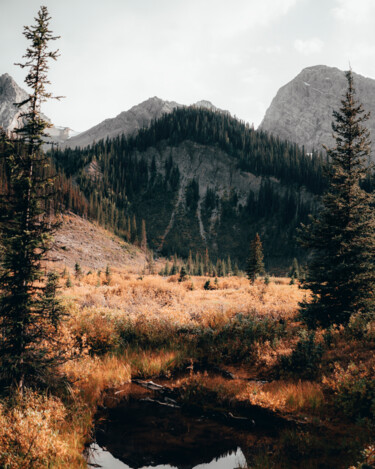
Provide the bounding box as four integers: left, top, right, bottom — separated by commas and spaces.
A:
0, 72, 75, 143
61, 97, 231, 149
0, 73, 29, 131
61, 97, 183, 149
259, 65, 375, 157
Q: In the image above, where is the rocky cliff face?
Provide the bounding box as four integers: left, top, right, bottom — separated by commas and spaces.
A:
259, 65, 375, 155
0, 73, 76, 142
0, 73, 29, 132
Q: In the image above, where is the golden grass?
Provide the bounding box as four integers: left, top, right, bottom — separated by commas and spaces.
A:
62, 271, 306, 324
63, 355, 131, 406
127, 348, 184, 378
6, 266, 375, 467
175, 373, 325, 416
245, 379, 325, 414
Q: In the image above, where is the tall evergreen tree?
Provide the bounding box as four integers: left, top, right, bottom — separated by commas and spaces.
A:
246, 233, 265, 283
289, 258, 300, 280
131, 215, 138, 244
141, 219, 147, 252
187, 250, 194, 274
299, 70, 375, 328
0, 6, 65, 390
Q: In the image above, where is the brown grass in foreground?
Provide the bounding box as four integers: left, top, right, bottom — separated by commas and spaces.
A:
1, 268, 374, 468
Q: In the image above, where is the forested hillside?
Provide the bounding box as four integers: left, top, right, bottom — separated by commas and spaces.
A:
50, 107, 330, 272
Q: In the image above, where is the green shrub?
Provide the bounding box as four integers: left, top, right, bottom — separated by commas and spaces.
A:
279, 331, 323, 379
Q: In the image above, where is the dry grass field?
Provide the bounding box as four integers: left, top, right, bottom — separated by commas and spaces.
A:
1, 221, 375, 468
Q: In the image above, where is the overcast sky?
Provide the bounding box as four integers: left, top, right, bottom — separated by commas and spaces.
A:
2, 0, 375, 132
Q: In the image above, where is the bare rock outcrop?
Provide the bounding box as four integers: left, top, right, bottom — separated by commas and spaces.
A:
0, 72, 76, 142
259, 65, 375, 156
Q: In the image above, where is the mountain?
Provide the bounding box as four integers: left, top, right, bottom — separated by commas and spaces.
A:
0, 73, 29, 131
0, 73, 76, 142
53, 107, 323, 272
259, 65, 375, 156
60, 97, 182, 149
60, 97, 228, 149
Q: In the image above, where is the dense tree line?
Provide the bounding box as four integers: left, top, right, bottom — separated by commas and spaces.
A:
48, 107, 332, 270
47, 105, 375, 271
122, 107, 327, 193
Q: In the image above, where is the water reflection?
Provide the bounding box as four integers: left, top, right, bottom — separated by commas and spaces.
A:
89, 398, 252, 469
87, 443, 247, 469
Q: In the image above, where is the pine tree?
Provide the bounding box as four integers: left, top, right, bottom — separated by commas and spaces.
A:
131, 215, 138, 244
141, 219, 147, 252
74, 262, 82, 279
187, 250, 194, 275
105, 264, 112, 285
170, 259, 178, 275
299, 70, 375, 328
204, 248, 210, 275
246, 233, 265, 283
146, 249, 155, 274
227, 255, 232, 276
66, 274, 72, 288
163, 261, 170, 276
179, 265, 187, 282
0, 7, 65, 390
289, 258, 300, 280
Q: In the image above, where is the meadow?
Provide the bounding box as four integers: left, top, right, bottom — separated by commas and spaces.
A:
1, 267, 375, 468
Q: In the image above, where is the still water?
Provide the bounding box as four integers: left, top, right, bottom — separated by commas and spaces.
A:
87, 443, 247, 469
86, 398, 251, 469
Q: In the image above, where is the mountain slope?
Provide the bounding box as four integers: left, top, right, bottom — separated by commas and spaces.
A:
60, 97, 229, 150
0, 73, 76, 142
51, 212, 147, 272
53, 107, 321, 272
259, 65, 375, 156
61, 97, 182, 149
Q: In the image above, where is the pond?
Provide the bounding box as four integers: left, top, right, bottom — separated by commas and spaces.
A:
86, 398, 253, 469
85, 381, 366, 469
87, 443, 247, 469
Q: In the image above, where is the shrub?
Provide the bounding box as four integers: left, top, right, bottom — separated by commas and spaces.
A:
325, 363, 375, 422
279, 332, 323, 379
190, 312, 286, 363
349, 445, 375, 469
0, 391, 69, 468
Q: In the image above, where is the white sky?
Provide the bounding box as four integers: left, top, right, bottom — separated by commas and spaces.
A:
2, 0, 375, 132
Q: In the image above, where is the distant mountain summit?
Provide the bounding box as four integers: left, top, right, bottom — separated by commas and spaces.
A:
0, 73, 29, 131
61, 97, 229, 149
0, 73, 76, 142
61, 96, 183, 149
259, 65, 375, 156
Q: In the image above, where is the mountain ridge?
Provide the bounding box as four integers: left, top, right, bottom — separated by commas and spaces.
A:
59, 96, 229, 149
